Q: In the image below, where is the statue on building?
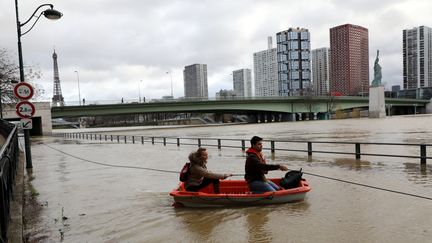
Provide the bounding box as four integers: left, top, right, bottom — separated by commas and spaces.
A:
371, 50, 382, 87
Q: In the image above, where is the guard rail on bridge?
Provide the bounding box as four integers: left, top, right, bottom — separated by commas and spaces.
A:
56, 132, 430, 165
0, 121, 19, 243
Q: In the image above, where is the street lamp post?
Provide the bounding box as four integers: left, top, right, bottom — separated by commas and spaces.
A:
139, 80, 142, 103
166, 71, 173, 97
14, 1, 63, 168
74, 71, 81, 105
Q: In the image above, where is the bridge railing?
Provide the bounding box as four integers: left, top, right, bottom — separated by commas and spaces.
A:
55, 132, 431, 165
46, 95, 430, 107
0, 121, 19, 243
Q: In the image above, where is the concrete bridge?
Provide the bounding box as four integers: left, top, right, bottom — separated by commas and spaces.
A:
0, 97, 429, 135
51, 96, 430, 118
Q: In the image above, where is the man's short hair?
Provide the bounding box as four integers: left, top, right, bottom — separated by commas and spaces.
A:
250, 136, 263, 145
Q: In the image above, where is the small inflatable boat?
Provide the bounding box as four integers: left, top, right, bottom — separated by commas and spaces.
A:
170, 178, 311, 208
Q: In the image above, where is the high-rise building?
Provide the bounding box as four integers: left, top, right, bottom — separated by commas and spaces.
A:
329, 24, 369, 96
233, 69, 252, 97
183, 64, 208, 98
276, 27, 311, 96
403, 25, 432, 89
311, 47, 330, 96
253, 37, 278, 97
51, 49, 65, 106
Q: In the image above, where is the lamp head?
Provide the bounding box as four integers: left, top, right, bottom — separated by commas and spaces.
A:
43, 8, 63, 20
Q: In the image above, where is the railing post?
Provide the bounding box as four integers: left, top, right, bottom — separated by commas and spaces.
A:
163, 137, 166, 146
420, 145, 426, 165
355, 143, 361, 159
152, 137, 155, 145
177, 138, 180, 147
132, 136, 135, 144
99, 134, 102, 140
86, 134, 88, 140
105, 135, 107, 141
198, 138, 201, 147
117, 135, 120, 143
110, 135, 113, 141
271, 141, 275, 153
218, 139, 221, 149
124, 136, 127, 143
307, 142, 312, 156
241, 140, 245, 151
141, 136, 144, 144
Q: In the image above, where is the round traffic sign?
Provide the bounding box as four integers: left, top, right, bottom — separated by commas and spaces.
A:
13, 82, 34, 100
16, 101, 36, 118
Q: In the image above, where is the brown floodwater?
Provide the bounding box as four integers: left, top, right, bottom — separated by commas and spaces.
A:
25, 115, 432, 242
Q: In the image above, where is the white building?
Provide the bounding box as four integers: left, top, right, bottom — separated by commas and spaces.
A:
276, 27, 311, 96
253, 37, 279, 97
183, 64, 208, 98
233, 69, 252, 97
311, 47, 330, 96
403, 25, 432, 89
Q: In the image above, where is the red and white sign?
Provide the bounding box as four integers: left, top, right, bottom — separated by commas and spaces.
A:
13, 82, 34, 100
15, 101, 36, 118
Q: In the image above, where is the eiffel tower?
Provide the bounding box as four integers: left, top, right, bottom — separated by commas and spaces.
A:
52, 49, 65, 106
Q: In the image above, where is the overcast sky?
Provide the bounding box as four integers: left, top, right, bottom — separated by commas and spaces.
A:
1, 0, 431, 104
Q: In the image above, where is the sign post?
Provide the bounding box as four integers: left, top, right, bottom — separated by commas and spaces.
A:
13, 82, 35, 168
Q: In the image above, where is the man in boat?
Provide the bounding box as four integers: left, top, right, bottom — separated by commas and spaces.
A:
245, 136, 288, 193
185, 147, 232, 194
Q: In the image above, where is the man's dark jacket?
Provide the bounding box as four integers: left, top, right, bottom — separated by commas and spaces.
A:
244, 148, 279, 182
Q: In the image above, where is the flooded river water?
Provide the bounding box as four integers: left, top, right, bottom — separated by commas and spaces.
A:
25, 115, 432, 242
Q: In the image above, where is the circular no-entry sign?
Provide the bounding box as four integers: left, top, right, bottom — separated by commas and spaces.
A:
13, 82, 34, 100
16, 101, 36, 118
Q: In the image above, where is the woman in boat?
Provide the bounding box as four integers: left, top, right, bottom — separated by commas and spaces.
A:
245, 136, 288, 193
185, 147, 232, 194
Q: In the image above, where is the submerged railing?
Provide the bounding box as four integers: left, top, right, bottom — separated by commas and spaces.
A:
55, 132, 431, 165
0, 121, 19, 243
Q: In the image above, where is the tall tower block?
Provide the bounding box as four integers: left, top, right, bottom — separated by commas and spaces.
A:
52, 49, 65, 106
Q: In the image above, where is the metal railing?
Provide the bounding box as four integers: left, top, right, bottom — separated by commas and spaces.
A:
0, 121, 19, 243
55, 132, 431, 165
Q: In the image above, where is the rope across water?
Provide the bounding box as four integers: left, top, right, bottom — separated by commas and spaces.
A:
43, 143, 432, 201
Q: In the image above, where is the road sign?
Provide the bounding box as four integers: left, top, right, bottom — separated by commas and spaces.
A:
13, 82, 34, 100
16, 101, 36, 118
20, 118, 33, 129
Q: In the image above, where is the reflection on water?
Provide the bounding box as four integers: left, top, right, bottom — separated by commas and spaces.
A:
175, 209, 239, 242
332, 158, 372, 171
245, 207, 272, 243
26, 115, 432, 242
403, 162, 432, 187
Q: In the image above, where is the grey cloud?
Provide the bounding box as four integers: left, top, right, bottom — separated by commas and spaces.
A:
1, 0, 430, 100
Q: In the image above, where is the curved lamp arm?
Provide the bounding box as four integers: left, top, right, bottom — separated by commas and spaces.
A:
20, 12, 44, 36
20, 4, 53, 27
20, 4, 63, 36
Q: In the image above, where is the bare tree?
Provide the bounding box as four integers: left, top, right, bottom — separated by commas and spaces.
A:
0, 48, 45, 104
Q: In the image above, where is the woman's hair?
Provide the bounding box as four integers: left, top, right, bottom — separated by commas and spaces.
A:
189, 147, 207, 166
